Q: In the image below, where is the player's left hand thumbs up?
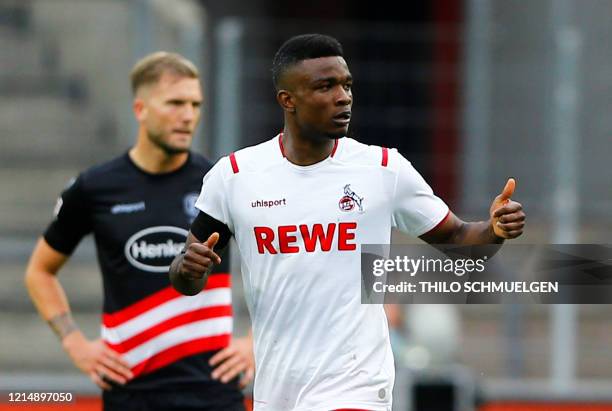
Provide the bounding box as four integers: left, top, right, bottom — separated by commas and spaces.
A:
490, 178, 525, 239
499, 178, 516, 202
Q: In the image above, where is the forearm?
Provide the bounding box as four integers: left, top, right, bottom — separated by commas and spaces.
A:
420, 181, 524, 248
169, 253, 207, 296
450, 220, 504, 246
25, 269, 79, 340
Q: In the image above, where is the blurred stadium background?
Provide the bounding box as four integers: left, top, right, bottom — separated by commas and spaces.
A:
0, 0, 611, 410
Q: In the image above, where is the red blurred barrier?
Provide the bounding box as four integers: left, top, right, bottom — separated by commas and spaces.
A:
0, 396, 254, 410
481, 402, 612, 411
4, 397, 610, 411
0, 397, 99, 410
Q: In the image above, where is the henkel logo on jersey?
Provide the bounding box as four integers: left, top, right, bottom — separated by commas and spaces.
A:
254, 222, 357, 254
124, 226, 187, 272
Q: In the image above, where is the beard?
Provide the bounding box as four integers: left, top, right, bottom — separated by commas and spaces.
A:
147, 130, 190, 155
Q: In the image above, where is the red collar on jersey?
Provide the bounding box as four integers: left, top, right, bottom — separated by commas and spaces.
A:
278, 133, 339, 159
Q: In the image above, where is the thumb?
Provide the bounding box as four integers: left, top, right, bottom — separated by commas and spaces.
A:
204, 232, 220, 250
499, 178, 516, 201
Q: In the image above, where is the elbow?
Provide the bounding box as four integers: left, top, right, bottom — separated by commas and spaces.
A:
24, 266, 40, 293
24, 266, 52, 302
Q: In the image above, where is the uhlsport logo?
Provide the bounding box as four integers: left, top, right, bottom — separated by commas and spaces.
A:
111, 201, 145, 215
124, 226, 187, 273
339, 184, 364, 213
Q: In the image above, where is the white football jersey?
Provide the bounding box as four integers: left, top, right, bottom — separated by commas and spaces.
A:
195, 135, 448, 411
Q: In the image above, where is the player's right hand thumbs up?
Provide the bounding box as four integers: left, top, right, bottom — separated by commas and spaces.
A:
204, 232, 220, 251
179, 232, 222, 281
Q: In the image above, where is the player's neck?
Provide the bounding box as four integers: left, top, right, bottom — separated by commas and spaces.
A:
281, 129, 336, 166
129, 138, 188, 174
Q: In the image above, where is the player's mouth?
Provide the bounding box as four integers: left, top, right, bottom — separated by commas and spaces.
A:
172, 129, 192, 136
332, 111, 351, 126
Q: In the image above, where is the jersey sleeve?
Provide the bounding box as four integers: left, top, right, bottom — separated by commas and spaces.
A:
390, 149, 449, 237
194, 157, 234, 233
43, 175, 93, 255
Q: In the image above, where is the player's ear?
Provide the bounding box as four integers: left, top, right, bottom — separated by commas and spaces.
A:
133, 97, 147, 121
276, 90, 296, 113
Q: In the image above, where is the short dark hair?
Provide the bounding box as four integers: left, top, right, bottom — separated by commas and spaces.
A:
272, 34, 344, 89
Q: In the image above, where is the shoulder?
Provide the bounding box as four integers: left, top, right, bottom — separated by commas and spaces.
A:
53, 154, 128, 206
187, 152, 214, 174
59, 154, 130, 197
183, 152, 213, 177
336, 137, 399, 169
79, 153, 132, 186
219, 136, 283, 175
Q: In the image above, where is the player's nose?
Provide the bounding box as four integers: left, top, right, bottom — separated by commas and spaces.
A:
336, 86, 352, 106
180, 104, 198, 122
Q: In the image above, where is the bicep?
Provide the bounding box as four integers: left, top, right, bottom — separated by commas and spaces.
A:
391, 152, 450, 237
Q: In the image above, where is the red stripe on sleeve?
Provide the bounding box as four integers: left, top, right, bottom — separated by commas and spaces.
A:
381, 147, 389, 167
422, 209, 452, 236
229, 152, 239, 173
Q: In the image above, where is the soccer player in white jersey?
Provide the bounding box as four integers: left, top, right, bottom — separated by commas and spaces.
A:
169, 34, 525, 411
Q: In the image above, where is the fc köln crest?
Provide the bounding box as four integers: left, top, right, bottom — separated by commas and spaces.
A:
339, 184, 364, 213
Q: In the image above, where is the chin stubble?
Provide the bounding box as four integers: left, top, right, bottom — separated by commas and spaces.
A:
148, 131, 190, 154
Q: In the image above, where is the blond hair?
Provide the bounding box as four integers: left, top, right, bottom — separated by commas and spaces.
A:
130, 51, 199, 95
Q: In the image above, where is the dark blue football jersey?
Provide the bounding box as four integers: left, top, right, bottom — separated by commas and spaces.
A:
44, 152, 242, 403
